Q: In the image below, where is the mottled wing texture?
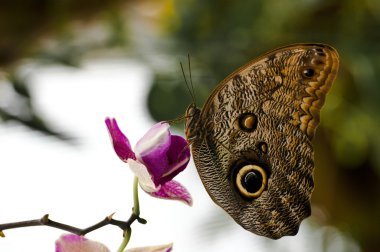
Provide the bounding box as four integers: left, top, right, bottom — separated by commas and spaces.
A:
185, 44, 339, 239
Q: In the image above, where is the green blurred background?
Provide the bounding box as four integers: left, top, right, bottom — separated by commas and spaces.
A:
1, 0, 379, 251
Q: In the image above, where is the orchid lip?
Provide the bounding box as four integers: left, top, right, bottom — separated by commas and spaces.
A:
162, 155, 190, 178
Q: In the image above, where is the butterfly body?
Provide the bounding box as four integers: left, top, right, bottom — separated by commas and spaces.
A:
185, 44, 339, 239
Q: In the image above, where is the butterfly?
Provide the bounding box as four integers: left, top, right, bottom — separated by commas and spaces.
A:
184, 44, 339, 239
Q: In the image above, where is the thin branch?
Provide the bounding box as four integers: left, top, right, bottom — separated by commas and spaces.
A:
0, 211, 144, 237
0, 176, 146, 249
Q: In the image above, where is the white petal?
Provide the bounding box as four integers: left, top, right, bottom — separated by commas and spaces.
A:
124, 243, 173, 252
127, 159, 157, 192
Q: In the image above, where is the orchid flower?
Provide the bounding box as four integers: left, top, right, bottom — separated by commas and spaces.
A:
55, 234, 173, 252
55, 234, 110, 252
105, 118, 192, 206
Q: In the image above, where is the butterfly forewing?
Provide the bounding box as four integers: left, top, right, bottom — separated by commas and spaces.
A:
185, 44, 339, 239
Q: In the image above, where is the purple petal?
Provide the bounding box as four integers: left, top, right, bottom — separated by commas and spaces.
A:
55, 234, 110, 252
105, 118, 136, 161
127, 159, 157, 192
124, 243, 173, 252
135, 122, 171, 157
135, 122, 171, 186
159, 135, 190, 184
149, 180, 192, 206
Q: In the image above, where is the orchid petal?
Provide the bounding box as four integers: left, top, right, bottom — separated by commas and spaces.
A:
149, 180, 192, 206
135, 122, 171, 186
124, 243, 173, 252
105, 118, 136, 161
135, 122, 171, 159
128, 159, 157, 193
55, 234, 110, 252
160, 135, 190, 184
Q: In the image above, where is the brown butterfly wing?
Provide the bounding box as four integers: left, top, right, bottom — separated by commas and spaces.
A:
185, 44, 339, 239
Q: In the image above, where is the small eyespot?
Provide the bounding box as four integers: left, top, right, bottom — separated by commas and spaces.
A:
258, 142, 268, 154
235, 165, 267, 198
238, 113, 257, 132
302, 68, 315, 78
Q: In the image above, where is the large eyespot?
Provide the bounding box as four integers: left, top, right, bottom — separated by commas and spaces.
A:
301, 68, 315, 78
238, 113, 257, 132
235, 164, 267, 198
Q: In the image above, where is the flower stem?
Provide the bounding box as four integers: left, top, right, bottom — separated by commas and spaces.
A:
117, 227, 131, 252
133, 176, 140, 216
117, 176, 140, 252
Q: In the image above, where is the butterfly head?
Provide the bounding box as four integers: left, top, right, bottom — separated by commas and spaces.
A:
184, 103, 201, 143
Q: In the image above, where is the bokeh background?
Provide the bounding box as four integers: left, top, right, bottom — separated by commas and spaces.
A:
1, 0, 379, 251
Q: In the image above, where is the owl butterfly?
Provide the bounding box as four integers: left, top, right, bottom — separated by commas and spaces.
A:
184, 44, 339, 239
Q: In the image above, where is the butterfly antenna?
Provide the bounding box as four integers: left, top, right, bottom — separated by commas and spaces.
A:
168, 57, 198, 126
180, 61, 196, 105
167, 114, 186, 125
187, 53, 196, 105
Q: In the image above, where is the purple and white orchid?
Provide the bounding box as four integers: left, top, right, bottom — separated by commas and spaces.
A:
55, 234, 110, 252
105, 118, 192, 206
55, 234, 173, 252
